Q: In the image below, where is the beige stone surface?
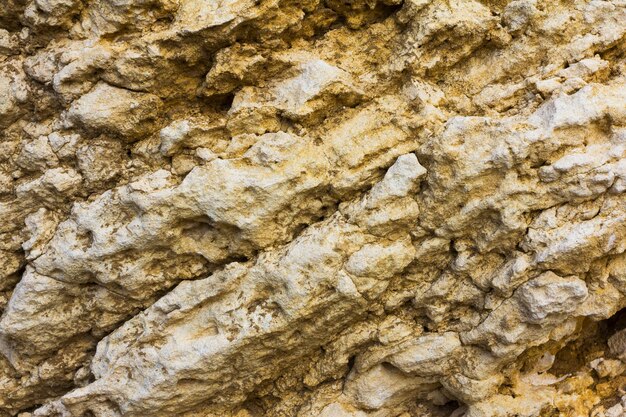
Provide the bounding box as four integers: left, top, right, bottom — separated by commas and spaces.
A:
1, 0, 626, 416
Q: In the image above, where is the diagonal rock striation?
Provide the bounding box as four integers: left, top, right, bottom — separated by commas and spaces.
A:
1, 0, 626, 416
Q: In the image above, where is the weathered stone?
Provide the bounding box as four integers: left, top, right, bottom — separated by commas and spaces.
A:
66, 83, 162, 140
2, 0, 626, 416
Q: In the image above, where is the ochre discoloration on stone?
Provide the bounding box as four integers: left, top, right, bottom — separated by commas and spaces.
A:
1, 0, 626, 416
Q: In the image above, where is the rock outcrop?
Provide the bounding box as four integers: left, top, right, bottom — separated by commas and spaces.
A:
1, 0, 626, 416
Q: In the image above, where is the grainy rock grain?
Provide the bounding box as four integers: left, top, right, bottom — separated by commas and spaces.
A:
1, 0, 626, 416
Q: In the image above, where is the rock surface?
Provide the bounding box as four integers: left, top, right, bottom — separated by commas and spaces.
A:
1, 0, 626, 416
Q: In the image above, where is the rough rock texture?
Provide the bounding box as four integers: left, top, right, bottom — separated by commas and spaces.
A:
2, 0, 626, 416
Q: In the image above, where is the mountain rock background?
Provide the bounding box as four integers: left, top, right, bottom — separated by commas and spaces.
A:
1, 0, 626, 416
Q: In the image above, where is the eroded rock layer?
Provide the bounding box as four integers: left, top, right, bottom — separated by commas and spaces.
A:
1, 0, 626, 416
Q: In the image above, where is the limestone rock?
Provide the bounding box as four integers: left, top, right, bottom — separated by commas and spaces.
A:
2, 0, 626, 416
66, 83, 163, 140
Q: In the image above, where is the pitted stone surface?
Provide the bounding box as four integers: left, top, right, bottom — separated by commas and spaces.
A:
1, 1, 626, 416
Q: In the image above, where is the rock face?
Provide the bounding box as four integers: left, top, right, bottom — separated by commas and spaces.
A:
1, 1, 626, 416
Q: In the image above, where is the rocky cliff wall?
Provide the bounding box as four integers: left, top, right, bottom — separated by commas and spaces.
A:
1, 0, 626, 416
